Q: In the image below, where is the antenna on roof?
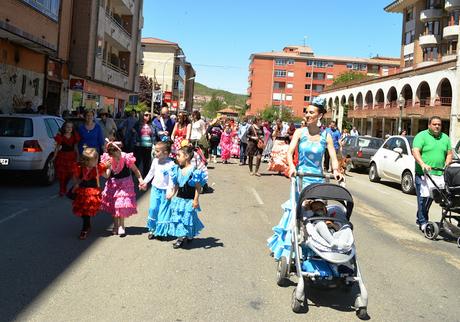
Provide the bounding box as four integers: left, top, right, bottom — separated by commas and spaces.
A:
303, 36, 308, 47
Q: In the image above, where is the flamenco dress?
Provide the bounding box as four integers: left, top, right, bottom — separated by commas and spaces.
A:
219, 131, 233, 161
231, 135, 240, 158
267, 128, 327, 260
72, 163, 107, 217
268, 136, 289, 175
171, 125, 188, 158
101, 152, 138, 218
54, 133, 80, 194
144, 158, 175, 236
168, 166, 207, 238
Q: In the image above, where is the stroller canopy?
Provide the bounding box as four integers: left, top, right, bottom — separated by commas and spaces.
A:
297, 183, 354, 220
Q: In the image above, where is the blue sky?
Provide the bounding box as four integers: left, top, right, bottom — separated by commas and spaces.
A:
142, 0, 402, 94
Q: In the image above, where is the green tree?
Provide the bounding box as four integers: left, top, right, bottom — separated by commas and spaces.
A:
260, 105, 295, 123
333, 71, 369, 86
203, 94, 225, 118
125, 101, 149, 113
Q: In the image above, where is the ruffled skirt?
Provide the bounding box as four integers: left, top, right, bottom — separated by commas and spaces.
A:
73, 187, 102, 217
55, 151, 77, 179
147, 186, 171, 235
267, 200, 293, 260
101, 176, 137, 218
268, 139, 289, 174
167, 197, 204, 238
220, 140, 232, 160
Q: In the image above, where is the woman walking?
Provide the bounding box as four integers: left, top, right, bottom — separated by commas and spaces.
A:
268, 119, 289, 175
267, 98, 342, 260
190, 110, 207, 151
219, 123, 234, 164
134, 111, 159, 177
246, 117, 265, 176
171, 110, 191, 157
207, 118, 223, 163
77, 109, 105, 154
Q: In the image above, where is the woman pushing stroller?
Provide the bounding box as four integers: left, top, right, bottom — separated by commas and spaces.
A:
268, 97, 342, 260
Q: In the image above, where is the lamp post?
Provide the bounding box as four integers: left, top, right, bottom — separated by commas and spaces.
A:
398, 93, 405, 134
182, 76, 195, 111
157, 54, 185, 113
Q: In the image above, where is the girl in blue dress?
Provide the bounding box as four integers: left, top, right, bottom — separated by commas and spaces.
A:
267, 97, 342, 260
167, 145, 207, 249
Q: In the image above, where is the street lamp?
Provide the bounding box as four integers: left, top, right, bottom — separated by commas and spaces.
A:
398, 93, 405, 134
153, 54, 185, 114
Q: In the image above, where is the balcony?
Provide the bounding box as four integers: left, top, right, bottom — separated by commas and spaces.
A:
105, 11, 132, 50
419, 34, 441, 47
403, 43, 414, 55
95, 57, 130, 90
443, 25, 460, 39
445, 0, 460, 11
420, 8, 444, 22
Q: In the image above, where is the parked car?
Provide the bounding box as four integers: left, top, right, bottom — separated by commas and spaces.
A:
368, 135, 415, 194
0, 114, 64, 185
341, 135, 383, 171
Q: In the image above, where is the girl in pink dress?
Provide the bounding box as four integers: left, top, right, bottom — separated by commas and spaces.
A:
231, 125, 240, 158
219, 124, 234, 164
101, 141, 144, 237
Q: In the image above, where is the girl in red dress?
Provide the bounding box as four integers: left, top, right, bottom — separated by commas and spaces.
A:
53, 121, 80, 196
70, 147, 108, 240
171, 111, 191, 158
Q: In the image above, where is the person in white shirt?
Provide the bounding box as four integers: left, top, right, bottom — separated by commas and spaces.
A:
350, 126, 359, 137
237, 116, 250, 165
190, 110, 207, 148
140, 141, 175, 240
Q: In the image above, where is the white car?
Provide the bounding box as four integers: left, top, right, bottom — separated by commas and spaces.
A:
368, 135, 415, 194
0, 114, 64, 185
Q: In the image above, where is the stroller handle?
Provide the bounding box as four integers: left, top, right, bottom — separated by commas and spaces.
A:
423, 167, 445, 174
296, 171, 334, 179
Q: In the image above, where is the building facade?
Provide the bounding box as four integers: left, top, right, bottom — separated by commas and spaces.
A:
246, 45, 400, 117
68, 0, 143, 115
141, 37, 195, 112
0, 0, 73, 115
320, 0, 460, 143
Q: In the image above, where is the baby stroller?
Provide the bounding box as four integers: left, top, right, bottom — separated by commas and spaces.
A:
423, 161, 460, 247
276, 172, 368, 318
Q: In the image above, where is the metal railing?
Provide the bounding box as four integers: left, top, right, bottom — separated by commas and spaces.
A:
102, 59, 129, 76
105, 10, 132, 38
419, 97, 431, 107
440, 97, 452, 106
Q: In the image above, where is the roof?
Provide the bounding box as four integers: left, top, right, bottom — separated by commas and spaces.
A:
384, 0, 418, 13
251, 51, 400, 66
141, 37, 178, 46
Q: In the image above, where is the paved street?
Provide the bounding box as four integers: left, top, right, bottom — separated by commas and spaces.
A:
1, 163, 460, 322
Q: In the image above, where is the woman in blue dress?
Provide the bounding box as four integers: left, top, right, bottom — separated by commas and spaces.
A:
267, 97, 342, 260
77, 109, 105, 154
167, 145, 207, 249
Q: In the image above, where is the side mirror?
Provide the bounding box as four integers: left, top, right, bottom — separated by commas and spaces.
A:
393, 147, 403, 154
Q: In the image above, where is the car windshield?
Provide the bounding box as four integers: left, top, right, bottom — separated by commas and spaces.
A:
0, 117, 33, 137
358, 138, 383, 149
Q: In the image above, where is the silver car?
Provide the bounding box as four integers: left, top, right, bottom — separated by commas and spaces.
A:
0, 114, 64, 185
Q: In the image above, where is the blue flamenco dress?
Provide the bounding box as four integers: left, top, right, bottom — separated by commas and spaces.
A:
267, 128, 327, 260
168, 165, 206, 238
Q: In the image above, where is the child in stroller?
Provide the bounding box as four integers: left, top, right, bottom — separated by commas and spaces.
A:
423, 161, 460, 247
276, 174, 368, 318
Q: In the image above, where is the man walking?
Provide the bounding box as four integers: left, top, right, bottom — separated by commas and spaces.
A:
350, 126, 359, 137
324, 121, 341, 172
238, 117, 250, 165
153, 107, 175, 140
412, 116, 452, 232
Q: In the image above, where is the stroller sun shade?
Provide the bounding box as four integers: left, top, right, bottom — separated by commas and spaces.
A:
296, 183, 354, 220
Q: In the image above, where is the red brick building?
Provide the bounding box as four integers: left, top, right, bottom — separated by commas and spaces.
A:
247, 45, 400, 117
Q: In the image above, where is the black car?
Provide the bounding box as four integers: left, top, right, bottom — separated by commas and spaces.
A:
341, 135, 384, 171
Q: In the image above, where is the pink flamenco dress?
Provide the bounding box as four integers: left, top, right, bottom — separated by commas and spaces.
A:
101, 152, 138, 218
231, 133, 240, 158
219, 131, 233, 162
171, 125, 188, 158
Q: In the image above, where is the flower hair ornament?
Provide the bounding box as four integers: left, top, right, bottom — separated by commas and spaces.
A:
311, 97, 326, 109
105, 138, 122, 151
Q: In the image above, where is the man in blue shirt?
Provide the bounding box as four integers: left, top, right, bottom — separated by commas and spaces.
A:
237, 116, 250, 165
324, 121, 342, 172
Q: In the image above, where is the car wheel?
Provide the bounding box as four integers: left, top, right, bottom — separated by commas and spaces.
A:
368, 163, 380, 182
40, 155, 55, 185
401, 171, 415, 194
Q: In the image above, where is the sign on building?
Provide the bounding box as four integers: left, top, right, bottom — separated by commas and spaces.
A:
70, 79, 85, 91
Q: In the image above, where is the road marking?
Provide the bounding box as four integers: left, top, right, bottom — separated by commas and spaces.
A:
0, 208, 29, 225
251, 188, 264, 205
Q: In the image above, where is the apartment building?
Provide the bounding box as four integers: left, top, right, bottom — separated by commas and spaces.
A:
141, 37, 195, 112
247, 45, 400, 117
320, 0, 460, 142
0, 0, 73, 115
69, 0, 143, 115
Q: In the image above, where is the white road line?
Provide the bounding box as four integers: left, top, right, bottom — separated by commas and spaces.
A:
0, 208, 29, 225
251, 188, 264, 205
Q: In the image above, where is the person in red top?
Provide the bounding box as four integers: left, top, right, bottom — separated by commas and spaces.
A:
171, 110, 191, 157
53, 121, 80, 196
70, 147, 108, 240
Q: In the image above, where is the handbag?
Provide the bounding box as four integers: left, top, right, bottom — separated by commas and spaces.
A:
257, 139, 266, 150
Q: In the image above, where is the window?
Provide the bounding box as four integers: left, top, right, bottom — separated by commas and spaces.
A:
313, 84, 324, 92
423, 47, 439, 61
313, 73, 325, 80
286, 83, 294, 89
304, 96, 311, 102
404, 30, 415, 45
287, 59, 295, 65
346, 63, 362, 71
286, 95, 293, 101
405, 6, 414, 22
0, 117, 33, 137
306, 72, 312, 78
305, 84, 311, 90
173, 80, 179, 89
383, 138, 397, 150
404, 54, 414, 67
426, 0, 443, 9
360, 64, 367, 71
275, 58, 287, 66
274, 70, 287, 77
306, 60, 329, 68
327, 62, 334, 67
21, 0, 61, 21
44, 118, 60, 138
326, 74, 334, 80
273, 81, 286, 90
287, 71, 294, 77
273, 93, 285, 100
346, 137, 356, 147
424, 21, 440, 35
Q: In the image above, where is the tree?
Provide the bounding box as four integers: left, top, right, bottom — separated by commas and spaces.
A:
125, 101, 149, 113
332, 71, 369, 87
202, 94, 225, 118
138, 76, 153, 109
260, 105, 295, 123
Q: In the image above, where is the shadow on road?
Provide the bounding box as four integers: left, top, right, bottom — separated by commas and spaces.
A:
182, 237, 224, 250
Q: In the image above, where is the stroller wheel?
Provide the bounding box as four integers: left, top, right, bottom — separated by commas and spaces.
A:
276, 256, 289, 287
356, 307, 368, 320
424, 222, 439, 240
291, 287, 306, 313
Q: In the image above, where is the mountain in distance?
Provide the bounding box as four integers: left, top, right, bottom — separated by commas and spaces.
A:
194, 82, 247, 108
